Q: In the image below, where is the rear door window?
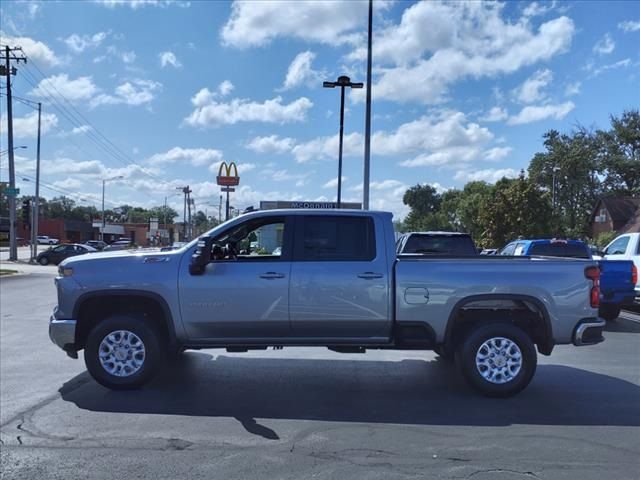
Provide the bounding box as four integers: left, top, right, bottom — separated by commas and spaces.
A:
606, 236, 630, 255
402, 234, 476, 255
528, 242, 590, 258
295, 216, 376, 261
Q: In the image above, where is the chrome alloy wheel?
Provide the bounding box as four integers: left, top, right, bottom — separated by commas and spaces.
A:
98, 330, 146, 377
475, 336, 522, 384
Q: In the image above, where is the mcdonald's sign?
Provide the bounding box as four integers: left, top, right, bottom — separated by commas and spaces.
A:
216, 161, 240, 186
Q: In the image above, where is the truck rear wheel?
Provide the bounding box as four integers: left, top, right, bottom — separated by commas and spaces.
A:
84, 315, 163, 390
599, 305, 621, 322
456, 323, 537, 398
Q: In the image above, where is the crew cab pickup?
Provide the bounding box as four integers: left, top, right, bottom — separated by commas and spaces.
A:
499, 238, 636, 320
49, 210, 605, 397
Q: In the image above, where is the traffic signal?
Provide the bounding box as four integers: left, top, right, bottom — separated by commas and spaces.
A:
21, 199, 31, 228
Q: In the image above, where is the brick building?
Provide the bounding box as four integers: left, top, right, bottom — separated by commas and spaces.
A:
591, 196, 640, 238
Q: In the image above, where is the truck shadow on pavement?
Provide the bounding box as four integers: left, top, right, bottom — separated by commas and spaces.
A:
59, 353, 640, 438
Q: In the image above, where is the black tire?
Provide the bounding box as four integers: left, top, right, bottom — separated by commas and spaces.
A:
38, 256, 49, 265
84, 315, 164, 390
599, 305, 621, 322
455, 323, 537, 398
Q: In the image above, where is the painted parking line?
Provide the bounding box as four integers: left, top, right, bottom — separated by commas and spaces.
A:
620, 310, 640, 324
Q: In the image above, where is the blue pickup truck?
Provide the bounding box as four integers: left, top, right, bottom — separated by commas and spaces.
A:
499, 239, 636, 321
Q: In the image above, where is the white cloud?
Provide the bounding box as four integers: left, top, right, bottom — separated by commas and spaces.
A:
292, 132, 363, 163
246, 135, 296, 154
0, 32, 60, 67
90, 79, 162, 107
322, 176, 347, 189
218, 80, 234, 96
220, 0, 390, 48
373, 112, 493, 157
618, 20, 640, 33
94, 0, 190, 9
522, 2, 556, 18
593, 33, 615, 55
454, 168, 518, 183
565, 81, 581, 96
270, 169, 311, 186
147, 147, 224, 166
121, 50, 136, 63
53, 178, 84, 190
507, 101, 575, 125
591, 58, 632, 77
103, 45, 137, 64
282, 51, 319, 90
159, 51, 182, 68
184, 95, 313, 128
481, 106, 508, 122
30, 74, 99, 101
513, 69, 553, 103
483, 146, 512, 162
2, 111, 58, 138
57, 125, 92, 138
64, 32, 108, 53
350, 2, 575, 104
350, 179, 407, 192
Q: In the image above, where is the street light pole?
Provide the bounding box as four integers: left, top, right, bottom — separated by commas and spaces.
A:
363, 0, 373, 210
323, 76, 363, 209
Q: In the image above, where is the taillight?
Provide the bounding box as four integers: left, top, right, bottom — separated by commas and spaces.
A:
585, 266, 600, 308
632, 265, 638, 286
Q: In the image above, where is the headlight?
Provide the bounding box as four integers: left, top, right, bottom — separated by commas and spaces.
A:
58, 266, 74, 277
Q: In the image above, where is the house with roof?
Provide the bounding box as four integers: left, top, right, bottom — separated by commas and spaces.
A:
591, 196, 640, 237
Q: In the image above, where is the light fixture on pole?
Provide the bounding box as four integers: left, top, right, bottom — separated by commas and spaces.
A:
323, 76, 363, 208
101, 175, 124, 241
0, 145, 27, 157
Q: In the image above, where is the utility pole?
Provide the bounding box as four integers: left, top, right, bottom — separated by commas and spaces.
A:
363, 0, 373, 210
219, 194, 222, 223
2, 45, 27, 261
179, 186, 191, 241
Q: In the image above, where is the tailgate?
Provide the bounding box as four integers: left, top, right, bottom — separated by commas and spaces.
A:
598, 259, 635, 297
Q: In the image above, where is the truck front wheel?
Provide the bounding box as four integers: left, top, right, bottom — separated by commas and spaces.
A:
456, 323, 537, 398
84, 315, 163, 390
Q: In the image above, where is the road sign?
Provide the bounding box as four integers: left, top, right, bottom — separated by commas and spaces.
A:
4, 187, 20, 196
221, 187, 235, 192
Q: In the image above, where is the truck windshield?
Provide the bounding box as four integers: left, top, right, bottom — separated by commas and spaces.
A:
402, 234, 477, 255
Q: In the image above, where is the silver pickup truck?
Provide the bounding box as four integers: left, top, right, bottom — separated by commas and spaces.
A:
49, 209, 605, 397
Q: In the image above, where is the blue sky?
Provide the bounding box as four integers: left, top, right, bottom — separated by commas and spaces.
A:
1, 0, 639, 220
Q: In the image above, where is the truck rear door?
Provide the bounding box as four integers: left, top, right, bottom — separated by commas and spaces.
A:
289, 214, 392, 341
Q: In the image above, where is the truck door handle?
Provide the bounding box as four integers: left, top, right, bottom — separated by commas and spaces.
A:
259, 272, 285, 279
357, 272, 383, 279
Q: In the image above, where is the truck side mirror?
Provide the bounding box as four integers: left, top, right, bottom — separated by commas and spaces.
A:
189, 237, 214, 275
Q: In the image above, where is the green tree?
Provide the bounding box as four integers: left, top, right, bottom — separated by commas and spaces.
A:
597, 109, 640, 195
479, 173, 553, 248
402, 184, 444, 231
528, 129, 601, 237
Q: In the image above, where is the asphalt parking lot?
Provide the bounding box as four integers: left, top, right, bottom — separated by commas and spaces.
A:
1, 272, 639, 479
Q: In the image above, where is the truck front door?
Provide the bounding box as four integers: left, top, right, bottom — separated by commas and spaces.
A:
179, 216, 293, 340
289, 214, 392, 342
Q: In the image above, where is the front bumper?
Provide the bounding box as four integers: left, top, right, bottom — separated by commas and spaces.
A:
573, 318, 606, 346
49, 314, 77, 357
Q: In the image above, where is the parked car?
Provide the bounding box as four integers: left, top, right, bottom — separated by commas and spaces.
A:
499, 238, 636, 320
480, 248, 498, 255
85, 240, 108, 251
602, 232, 640, 303
396, 231, 478, 255
103, 240, 133, 251
37, 235, 59, 245
50, 209, 604, 397
37, 243, 96, 265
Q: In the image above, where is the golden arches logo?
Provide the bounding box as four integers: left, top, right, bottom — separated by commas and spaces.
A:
216, 161, 240, 186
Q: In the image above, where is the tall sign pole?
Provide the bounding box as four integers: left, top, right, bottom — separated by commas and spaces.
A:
363, 0, 373, 210
216, 162, 240, 221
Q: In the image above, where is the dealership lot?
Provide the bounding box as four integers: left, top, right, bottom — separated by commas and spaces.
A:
1, 273, 639, 480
